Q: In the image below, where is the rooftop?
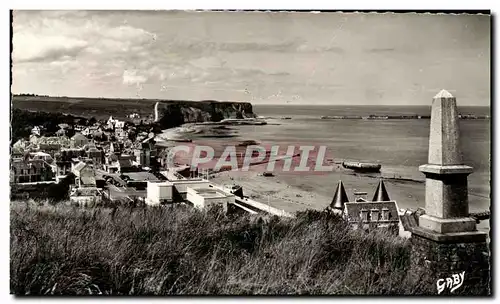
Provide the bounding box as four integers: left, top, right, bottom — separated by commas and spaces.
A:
122, 172, 160, 182
190, 187, 229, 199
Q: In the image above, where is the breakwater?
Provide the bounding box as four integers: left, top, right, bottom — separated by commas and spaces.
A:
321, 114, 489, 120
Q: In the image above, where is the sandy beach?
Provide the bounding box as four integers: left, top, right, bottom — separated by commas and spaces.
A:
157, 120, 490, 233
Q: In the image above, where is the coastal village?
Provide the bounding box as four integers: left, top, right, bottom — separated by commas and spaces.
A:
10, 99, 412, 237
10, 91, 493, 245
9, 92, 491, 239
9, 89, 491, 294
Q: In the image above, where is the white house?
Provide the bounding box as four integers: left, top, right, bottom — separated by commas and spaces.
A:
186, 186, 234, 212
31, 126, 41, 136
146, 181, 174, 206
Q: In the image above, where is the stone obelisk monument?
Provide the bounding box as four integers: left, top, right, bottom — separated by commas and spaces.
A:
410, 90, 489, 295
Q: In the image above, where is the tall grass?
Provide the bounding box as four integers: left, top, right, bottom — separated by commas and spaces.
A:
10, 201, 434, 295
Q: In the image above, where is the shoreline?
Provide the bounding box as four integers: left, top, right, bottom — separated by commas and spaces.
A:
157, 122, 490, 232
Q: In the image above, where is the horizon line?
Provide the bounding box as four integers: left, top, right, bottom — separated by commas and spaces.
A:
11, 93, 490, 107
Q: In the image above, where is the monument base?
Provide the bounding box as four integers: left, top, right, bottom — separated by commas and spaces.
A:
410, 230, 490, 295
418, 214, 478, 234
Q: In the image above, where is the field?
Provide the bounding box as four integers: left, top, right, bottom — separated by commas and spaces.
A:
12, 95, 159, 121
10, 201, 440, 296
11, 95, 252, 121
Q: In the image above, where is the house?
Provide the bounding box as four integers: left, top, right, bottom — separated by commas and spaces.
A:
55, 128, 67, 137
82, 127, 91, 136
11, 147, 24, 159
54, 148, 86, 176
91, 130, 106, 141
11, 158, 54, 183
13, 139, 30, 151
146, 181, 174, 205
87, 147, 104, 166
115, 120, 125, 130
30, 151, 54, 164
344, 201, 400, 235
342, 180, 400, 235
105, 154, 136, 174
72, 162, 96, 188
31, 126, 41, 136
83, 142, 104, 167
109, 142, 124, 154
186, 186, 233, 212
58, 123, 70, 130
327, 180, 350, 216
133, 137, 157, 168
71, 133, 89, 148
82, 126, 102, 137
69, 187, 102, 207
36, 136, 70, 152
37, 143, 62, 157
74, 125, 85, 132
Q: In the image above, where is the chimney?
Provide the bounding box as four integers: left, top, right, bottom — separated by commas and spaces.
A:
330, 180, 349, 211
372, 179, 391, 202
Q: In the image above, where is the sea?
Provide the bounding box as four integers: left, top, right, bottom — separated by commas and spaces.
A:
239, 105, 490, 208
164, 104, 491, 219
250, 105, 491, 184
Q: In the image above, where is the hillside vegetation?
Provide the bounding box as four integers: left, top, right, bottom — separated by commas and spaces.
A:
10, 202, 434, 295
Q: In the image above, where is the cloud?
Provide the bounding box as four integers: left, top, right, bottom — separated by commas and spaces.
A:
122, 70, 147, 86
13, 32, 88, 63
12, 12, 155, 64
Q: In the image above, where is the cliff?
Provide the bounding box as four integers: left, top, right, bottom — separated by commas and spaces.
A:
11, 95, 257, 128
154, 100, 256, 129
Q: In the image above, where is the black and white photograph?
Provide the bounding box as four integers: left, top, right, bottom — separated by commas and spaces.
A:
8, 8, 491, 296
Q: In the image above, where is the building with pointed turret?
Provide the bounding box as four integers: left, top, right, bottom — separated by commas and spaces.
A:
331, 179, 400, 235
328, 180, 350, 216
372, 179, 391, 202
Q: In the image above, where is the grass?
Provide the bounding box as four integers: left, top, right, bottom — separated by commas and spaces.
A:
10, 201, 435, 295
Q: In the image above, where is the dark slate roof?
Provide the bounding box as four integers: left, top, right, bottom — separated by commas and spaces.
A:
11, 158, 50, 171
118, 159, 133, 168
330, 180, 349, 210
107, 153, 119, 162
372, 179, 391, 202
344, 201, 399, 223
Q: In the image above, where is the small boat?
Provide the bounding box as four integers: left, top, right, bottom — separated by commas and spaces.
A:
342, 161, 381, 173
168, 138, 192, 142
280, 117, 292, 120
237, 140, 259, 147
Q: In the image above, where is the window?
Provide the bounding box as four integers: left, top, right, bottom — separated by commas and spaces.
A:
370, 209, 380, 222
381, 208, 389, 221
360, 209, 368, 222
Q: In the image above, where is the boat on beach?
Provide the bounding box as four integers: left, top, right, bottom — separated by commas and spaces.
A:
342, 161, 382, 173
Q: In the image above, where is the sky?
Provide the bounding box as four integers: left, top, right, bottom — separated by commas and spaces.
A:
11, 11, 490, 105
